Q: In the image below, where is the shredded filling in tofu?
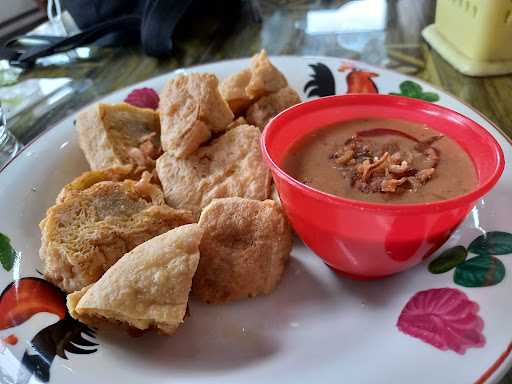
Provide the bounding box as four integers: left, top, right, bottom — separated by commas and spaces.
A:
127, 132, 163, 168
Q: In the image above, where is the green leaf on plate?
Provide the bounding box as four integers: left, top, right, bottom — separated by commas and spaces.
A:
428, 245, 468, 274
468, 231, 512, 255
399, 80, 423, 98
389, 81, 440, 102
420, 92, 440, 102
0, 233, 16, 271
454, 255, 505, 287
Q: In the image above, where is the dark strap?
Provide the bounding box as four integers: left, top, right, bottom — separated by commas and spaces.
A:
2, 15, 141, 68
1, 0, 195, 68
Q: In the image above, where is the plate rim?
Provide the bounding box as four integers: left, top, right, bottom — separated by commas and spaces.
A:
1, 54, 511, 384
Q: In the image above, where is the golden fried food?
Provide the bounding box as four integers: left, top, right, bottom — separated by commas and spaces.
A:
67, 224, 203, 335
56, 165, 144, 203
246, 87, 301, 129
192, 197, 292, 304
159, 73, 233, 158
246, 50, 288, 99
226, 116, 249, 131
270, 184, 282, 207
156, 125, 271, 218
219, 69, 253, 115
77, 103, 161, 170
220, 50, 288, 115
40, 173, 194, 293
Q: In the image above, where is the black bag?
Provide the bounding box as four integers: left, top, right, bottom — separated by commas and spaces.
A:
1, 0, 246, 68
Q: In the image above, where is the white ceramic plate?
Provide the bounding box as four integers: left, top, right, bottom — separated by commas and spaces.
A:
1, 56, 511, 384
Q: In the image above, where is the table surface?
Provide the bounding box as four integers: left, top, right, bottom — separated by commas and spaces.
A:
6, 0, 512, 382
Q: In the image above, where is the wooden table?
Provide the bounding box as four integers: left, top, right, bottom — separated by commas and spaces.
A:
6, 1, 512, 382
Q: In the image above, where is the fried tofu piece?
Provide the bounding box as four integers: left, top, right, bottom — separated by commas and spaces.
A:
246, 87, 301, 128
246, 50, 288, 99
226, 116, 248, 131
192, 197, 292, 304
159, 73, 234, 158
271, 184, 281, 207
57, 165, 144, 203
219, 69, 253, 116
77, 103, 161, 170
156, 124, 271, 218
40, 173, 194, 293
220, 50, 288, 115
67, 224, 202, 335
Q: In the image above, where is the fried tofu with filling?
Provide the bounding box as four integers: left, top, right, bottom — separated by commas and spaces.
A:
67, 224, 203, 335
246, 87, 301, 128
192, 197, 292, 304
77, 103, 161, 170
220, 50, 288, 115
159, 73, 234, 158
57, 165, 144, 203
40, 173, 194, 293
156, 124, 271, 218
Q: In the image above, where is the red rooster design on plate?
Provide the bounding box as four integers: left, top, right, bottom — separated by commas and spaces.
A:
339, 63, 379, 94
303, 62, 379, 97
0, 277, 97, 383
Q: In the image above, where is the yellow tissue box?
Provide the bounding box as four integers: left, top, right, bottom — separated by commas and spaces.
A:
422, 0, 512, 76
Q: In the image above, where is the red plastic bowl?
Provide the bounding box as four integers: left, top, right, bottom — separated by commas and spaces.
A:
261, 94, 505, 279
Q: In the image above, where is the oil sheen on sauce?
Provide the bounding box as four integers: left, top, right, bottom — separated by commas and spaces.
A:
281, 119, 478, 204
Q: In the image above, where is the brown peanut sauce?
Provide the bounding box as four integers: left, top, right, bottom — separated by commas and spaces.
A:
282, 119, 477, 204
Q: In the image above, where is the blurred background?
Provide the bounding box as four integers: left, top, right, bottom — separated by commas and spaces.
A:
0, 0, 510, 164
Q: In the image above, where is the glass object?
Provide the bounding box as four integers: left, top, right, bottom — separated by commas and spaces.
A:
0, 102, 21, 168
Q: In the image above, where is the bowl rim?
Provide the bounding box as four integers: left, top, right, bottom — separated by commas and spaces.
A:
260, 94, 505, 214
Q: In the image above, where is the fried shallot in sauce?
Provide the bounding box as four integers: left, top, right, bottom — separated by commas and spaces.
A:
282, 119, 477, 204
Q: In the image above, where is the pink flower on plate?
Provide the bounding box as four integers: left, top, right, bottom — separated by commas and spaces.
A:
124, 88, 160, 110
397, 288, 485, 354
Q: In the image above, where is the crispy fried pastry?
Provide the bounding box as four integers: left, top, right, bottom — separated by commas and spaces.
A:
156, 125, 271, 217
67, 224, 203, 335
192, 197, 292, 304
40, 173, 194, 293
159, 73, 234, 158
77, 103, 161, 170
